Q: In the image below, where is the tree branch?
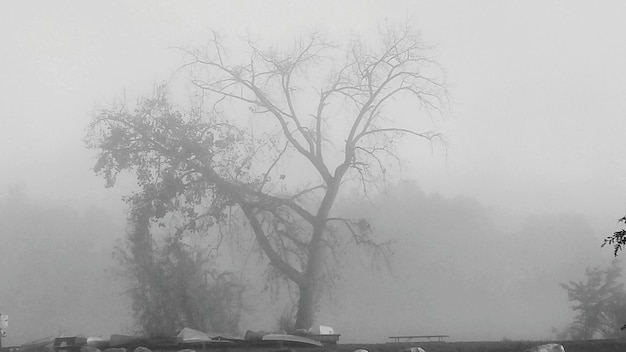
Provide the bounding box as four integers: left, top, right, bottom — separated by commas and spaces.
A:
240, 203, 305, 285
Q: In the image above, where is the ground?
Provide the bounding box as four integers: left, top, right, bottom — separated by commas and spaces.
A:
328, 340, 625, 352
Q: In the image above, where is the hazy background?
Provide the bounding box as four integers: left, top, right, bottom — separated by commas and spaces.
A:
1, 0, 626, 344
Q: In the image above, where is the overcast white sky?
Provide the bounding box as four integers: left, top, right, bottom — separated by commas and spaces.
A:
3, 0, 626, 223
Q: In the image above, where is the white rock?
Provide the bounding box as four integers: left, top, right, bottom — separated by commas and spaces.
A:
401, 347, 425, 352
524, 343, 565, 352
310, 325, 334, 335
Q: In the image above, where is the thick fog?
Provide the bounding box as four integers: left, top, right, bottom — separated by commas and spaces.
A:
1, 0, 626, 345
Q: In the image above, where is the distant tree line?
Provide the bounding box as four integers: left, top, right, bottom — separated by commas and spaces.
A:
114, 203, 245, 336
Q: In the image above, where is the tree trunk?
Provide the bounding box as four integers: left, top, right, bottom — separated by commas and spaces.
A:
294, 221, 326, 330
294, 281, 317, 330
293, 179, 344, 330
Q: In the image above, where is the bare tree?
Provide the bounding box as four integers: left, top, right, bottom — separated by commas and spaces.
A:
87, 24, 447, 330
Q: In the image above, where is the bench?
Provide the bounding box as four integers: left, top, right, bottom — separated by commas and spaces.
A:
388, 335, 449, 343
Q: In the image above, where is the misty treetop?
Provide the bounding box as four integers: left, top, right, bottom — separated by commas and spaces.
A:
86, 24, 448, 332
560, 260, 626, 339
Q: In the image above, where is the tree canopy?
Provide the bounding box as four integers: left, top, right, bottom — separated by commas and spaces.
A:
86, 25, 448, 330
560, 260, 626, 339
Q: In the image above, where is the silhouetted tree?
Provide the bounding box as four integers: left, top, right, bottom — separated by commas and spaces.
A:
603, 216, 626, 256
602, 216, 626, 332
86, 24, 447, 330
560, 260, 626, 339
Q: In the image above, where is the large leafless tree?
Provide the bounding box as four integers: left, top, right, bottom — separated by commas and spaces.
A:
87, 25, 448, 331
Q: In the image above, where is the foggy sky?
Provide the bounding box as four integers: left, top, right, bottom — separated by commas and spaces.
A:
3, 1, 626, 220
1, 0, 626, 345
